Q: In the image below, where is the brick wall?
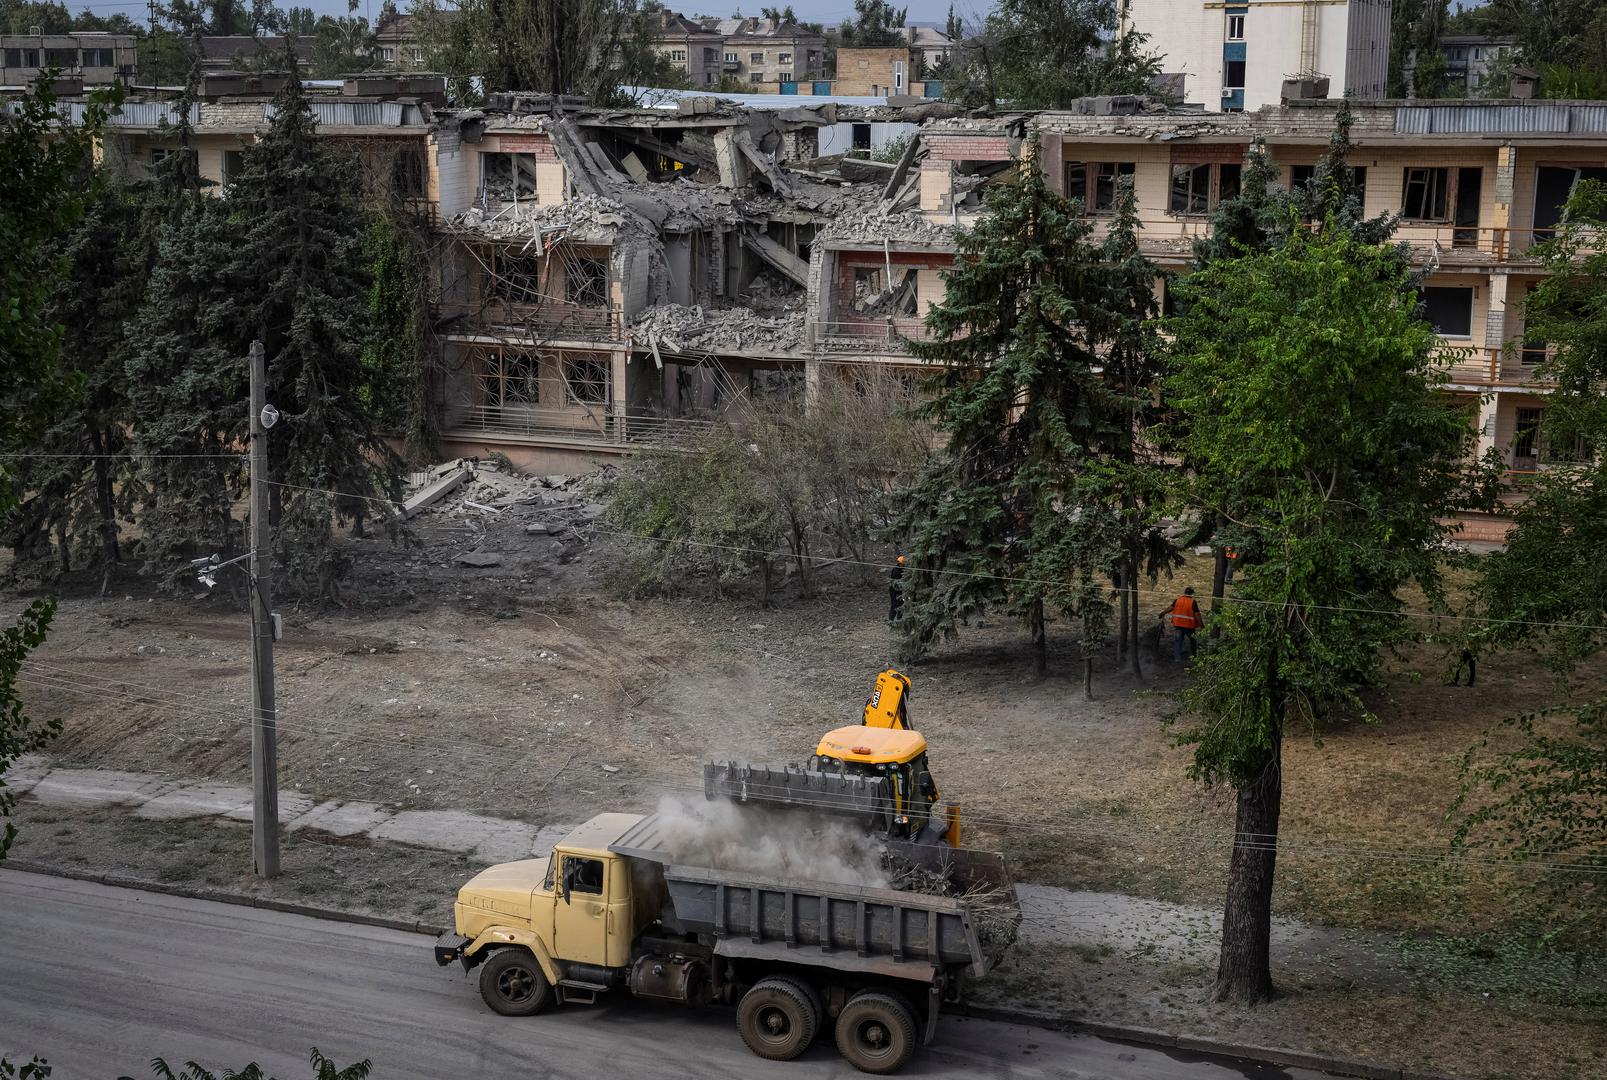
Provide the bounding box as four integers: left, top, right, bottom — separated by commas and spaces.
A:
833, 46, 910, 96
924, 134, 1013, 162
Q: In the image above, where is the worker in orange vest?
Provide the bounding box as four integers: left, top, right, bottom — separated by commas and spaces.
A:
1170, 587, 1203, 661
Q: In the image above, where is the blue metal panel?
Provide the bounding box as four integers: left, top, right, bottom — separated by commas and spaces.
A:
925, 80, 942, 97
813, 80, 831, 95
1223, 41, 1246, 61
779, 81, 798, 94
1225, 89, 1245, 110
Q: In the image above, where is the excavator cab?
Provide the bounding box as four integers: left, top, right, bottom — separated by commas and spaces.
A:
862, 668, 911, 729
812, 726, 954, 846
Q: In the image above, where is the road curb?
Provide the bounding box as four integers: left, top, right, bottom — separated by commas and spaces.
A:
4, 858, 449, 937
961, 1003, 1463, 1080
7, 859, 1463, 1080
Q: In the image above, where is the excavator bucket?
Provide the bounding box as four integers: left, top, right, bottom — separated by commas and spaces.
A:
703, 761, 894, 835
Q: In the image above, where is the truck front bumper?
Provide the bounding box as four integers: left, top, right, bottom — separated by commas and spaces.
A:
434, 933, 477, 971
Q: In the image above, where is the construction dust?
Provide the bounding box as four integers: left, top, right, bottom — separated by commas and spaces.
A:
648, 793, 891, 888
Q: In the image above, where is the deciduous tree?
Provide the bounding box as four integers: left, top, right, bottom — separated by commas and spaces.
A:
1165, 223, 1479, 1003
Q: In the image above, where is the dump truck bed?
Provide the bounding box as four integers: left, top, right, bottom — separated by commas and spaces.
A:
610, 813, 1018, 980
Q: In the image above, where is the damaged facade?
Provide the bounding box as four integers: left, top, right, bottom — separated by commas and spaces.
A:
10, 78, 1607, 524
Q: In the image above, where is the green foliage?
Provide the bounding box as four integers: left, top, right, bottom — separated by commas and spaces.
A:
1388, 0, 1451, 98
1456, 179, 1607, 951
943, 0, 1162, 110
362, 205, 437, 462
606, 379, 931, 606
0, 77, 117, 515
304, 4, 379, 79
121, 1048, 372, 1080
411, 0, 685, 103
0, 599, 59, 863
225, 70, 402, 597
839, 0, 906, 47
605, 426, 785, 604
1539, 61, 1607, 100
1167, 225, 1473, 786
892, 148, 1166, 681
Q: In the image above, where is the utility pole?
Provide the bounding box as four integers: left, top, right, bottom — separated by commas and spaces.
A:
249, 340, 281, 879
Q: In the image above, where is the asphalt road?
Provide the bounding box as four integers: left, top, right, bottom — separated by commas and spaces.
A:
0, 870, 1334, 1080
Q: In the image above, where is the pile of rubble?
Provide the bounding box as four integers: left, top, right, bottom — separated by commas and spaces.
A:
817, 206, 955, 245
400, 459, 616, 568
632, 301, 809, 356
452, 194, 656, 247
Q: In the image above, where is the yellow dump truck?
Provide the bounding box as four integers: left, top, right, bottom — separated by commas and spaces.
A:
434, 812, 1019, 1074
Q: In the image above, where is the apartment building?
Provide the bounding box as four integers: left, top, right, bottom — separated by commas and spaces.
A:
1, 31, 134, 86
1439, 34, 1517, 97
689, 15, 827, 87
653, 10, 724, 88
1119, 0, 1393, 111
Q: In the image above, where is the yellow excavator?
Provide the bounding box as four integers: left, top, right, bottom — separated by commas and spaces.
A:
705, 669, 962, 848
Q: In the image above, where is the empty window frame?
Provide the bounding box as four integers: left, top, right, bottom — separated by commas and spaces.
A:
480, 151, 538, 202
83, 47, 114, 66
565, 257, 609, 308
750, 72, 764, 82
1401, 166, 1451, 221
488, 250, 545, 304
392, 147, 426, 197
562, 355, 611, 405
1226, 13, 1245, 40
851, 123, 872, 150
477, 350, 541, 407
1224, 59, 1246, 89
849, 265, 918, 317
222, 149, 245, 186
1064, 161, 1136, 212
1421, 285, 1474, 337
44, 48, 77, 66
778, 51, 792, 63
1170, 162, 1240, 215
6, 48, 40, 67
750, 51, 765, 64
1513, 407, 1543, 461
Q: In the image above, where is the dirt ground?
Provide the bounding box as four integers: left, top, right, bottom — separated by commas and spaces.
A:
5, 472, 1604, 1076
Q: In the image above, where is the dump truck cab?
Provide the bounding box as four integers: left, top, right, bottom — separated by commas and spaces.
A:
440, 813, 645, 1001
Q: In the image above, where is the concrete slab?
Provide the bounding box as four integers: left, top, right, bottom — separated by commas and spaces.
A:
136, 783, 252, 820
220, 792, 316, 824
28, 769, 178, 808
286, 800, 394, 837
4, 755, 51, 796
369, 809, 536, 859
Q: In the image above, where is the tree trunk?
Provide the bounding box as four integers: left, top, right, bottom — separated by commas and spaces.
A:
1210, 544, 1229, 641
1128, 557, 1143, 680
1083, 651, 1093, 699
91, 425, 120, 565
1117, 568, 1129, 664
1031, 598, 1047, 679
1214, 726, 1283, 1005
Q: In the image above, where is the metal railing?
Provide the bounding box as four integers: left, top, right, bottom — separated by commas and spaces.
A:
446, 299, 624, 342
813, 319, 932, 350
444, 403, 713, 446
1436, 346, 1558, 387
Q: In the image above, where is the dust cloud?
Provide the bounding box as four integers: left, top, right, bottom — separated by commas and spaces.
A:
650, 793, 890, 888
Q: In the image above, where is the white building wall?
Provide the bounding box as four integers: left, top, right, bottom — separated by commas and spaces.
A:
1124, 0, 1391, 111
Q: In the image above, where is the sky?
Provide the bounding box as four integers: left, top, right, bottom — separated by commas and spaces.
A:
68, 0, 977, 31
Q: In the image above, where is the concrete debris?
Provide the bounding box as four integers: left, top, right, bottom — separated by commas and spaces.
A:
453, 193, 647, 245
525, 523, 554, 535
632, 300, 809, 356
817, 206, 955, 245
456, 551, 503, 568
400, 467, 469, 519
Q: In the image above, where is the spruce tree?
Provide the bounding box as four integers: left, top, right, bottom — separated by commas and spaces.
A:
224, 65, 399, 598
894, 148, 1161, 687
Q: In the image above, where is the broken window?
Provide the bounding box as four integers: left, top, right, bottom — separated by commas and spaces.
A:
850, 266, 918, 317
392, 147, 426, 197
1169, 161, 1240, 215
480, 151, 538, 203
84, 48, 114, 66
565, 257, 609, 308
1224, 59, 1246, 89
223, 150, 245, 186
44, 48, 77, 67
779, 52, 792, 63
1401, 167, 1451, 221
851, 124, 872, 151
1170, 163, 1212, 215
750, 51, 765, 64
1533, 165, 1607, 234
5, 48, 40, 67
488, 250, 544, 304
1421, 286, 1474, 337
562, 355, 611, 406
477, 350, 541, 407
1064, 161, 1135, 213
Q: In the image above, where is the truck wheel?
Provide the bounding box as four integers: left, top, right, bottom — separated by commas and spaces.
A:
478, 948, 551, 1017
835, 990, 917, 1074
737, 976, 819, 1061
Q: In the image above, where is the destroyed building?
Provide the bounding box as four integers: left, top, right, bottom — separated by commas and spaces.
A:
10, 77, 1607, 537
